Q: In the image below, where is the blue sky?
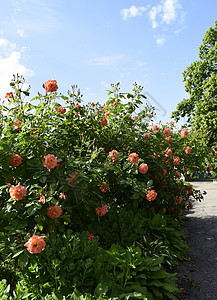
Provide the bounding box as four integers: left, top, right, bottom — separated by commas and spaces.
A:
0, 0, 216, 123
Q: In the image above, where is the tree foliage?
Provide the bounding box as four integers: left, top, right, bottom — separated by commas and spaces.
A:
172, 20, 217, 145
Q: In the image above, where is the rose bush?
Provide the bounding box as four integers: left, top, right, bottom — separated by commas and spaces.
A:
0, 75, 211, 299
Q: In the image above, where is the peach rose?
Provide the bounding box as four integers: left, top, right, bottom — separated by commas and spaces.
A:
99, 182, 109, 193
57, 106, 66, 114
24, 235, 46, 254
181, 129, 188, 137
164, 128, 171, 136
12, 121, 22, 130
185, 146, 191, 154
139, 163, 148, 174
173, 156, 180, 165
153, 125, 159, 131
129, 153, 139, 164
44, 79, 58, 93
43, 154, 58, 170
101, 117, 107, 127
108, 150, 119, 163
9, 154, 23, 167
66, 172, 78, 185
95, 204, 108, 216
47, 205, 62, 219
146, 190, 157, 201
5, 92, 13, 99
10, 184, 27, 201
165, 148, 172, 157
144, 133, 151, 140
166, 136, 172, 143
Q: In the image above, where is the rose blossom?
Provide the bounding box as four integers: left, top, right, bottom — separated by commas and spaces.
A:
101, 117, 107, 127
12, 121, 22, 130
108, 150, 119, 163
181, 129, 188, 137
47, 205, 62, 219
99, 182, 109, 193
88, 233, 95, 241
164, 128, 171, 136
173, 156, 181, 165
166, 136, 172, 143
162, 169, 167, 176
5, 92, 13, 99
95, 204, 108, 216
128, 153, 139, 164
10, 184, 27, 201
39, 194, 45, 204
165, 148, 172, 157
207, 167, 212, 173
185, 146, 191, 154
43, 154, 58, 170
57, 106, 66, 114
153, 125, 159, 131
24, 235, 46, 254
144, 133, 150, 140
66, 172, 78, 185
175, 171, 181, 179
139, 163, 148, 174
60, 193, 67, 199
176, 196, 182, 204
146, 190, 157, 201
44, 80, 58, 93
9, 154, 23, 167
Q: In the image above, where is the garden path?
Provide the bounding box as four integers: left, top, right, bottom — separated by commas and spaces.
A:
175, 181, 217, 299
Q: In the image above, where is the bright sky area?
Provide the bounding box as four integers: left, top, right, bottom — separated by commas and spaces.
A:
0, 0, 216, 123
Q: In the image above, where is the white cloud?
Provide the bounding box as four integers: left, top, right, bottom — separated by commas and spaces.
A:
121, 6, 148, 21
148, 0, 183, 29
0, 38, 34, 99
17, 28, 25, 37
149, 5, 162, 28
155, 36, 166, 45
89, 55, 125, 67
100, 81, 110, 89
162, 0, 179, 24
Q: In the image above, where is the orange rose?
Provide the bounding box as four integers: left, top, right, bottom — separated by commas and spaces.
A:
128, 153, 139, 164
24, 235, 46, 254
47, 205, 62, 219
146, 190, 157, 201
139, 163, 148, 174
43, 154, 58, 170
9, 154, 23, 167
44, 79, 58, 93
10, 184, 27, 201
95, 204, 108, 216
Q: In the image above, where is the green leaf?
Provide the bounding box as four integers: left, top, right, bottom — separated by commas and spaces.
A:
27, 206, 37, 216
18, 254, 29, 269
12, 249, 24, 258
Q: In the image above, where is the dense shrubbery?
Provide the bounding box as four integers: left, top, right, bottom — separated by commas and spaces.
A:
0, 75, 211, 299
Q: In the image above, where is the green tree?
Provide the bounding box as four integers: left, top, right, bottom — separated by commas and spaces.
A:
172, 20, 217, 145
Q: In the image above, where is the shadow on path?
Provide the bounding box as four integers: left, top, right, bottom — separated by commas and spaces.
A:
174, 182, 217, 299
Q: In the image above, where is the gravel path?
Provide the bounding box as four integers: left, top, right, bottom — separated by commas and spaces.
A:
175, 182, 217, 299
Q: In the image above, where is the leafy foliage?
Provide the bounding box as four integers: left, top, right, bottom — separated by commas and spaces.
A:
0, 75, 209, 299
